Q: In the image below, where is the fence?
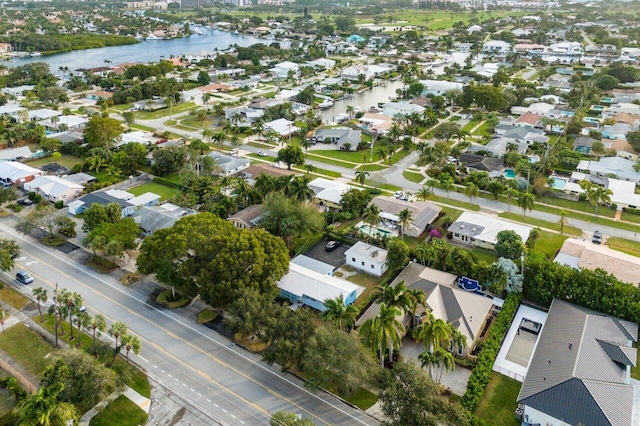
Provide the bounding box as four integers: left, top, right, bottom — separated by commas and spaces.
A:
492, 365, 525, 383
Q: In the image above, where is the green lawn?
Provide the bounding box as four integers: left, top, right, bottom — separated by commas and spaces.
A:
136, 102, 196, 120
358, 164, 386, 172
388, 149, 410, 165
0, 324, 54, 377
605, 237, 640, 257
127, 181, 180, 202
499, 213, 582, 236
533, 231, 568, 259
305, 153, 356, 168
403, 171, 424, 184
462, 120, 480, 132
309, 168, 341, 178
621, 210, 640, 224
474, 372, 521, 426
247, 153, 277, 162
538, 195, 615, 218
432, 195, 481, 212
472, 248, 500, 264
364, 180, 402, 193
89, 395, 148, 426
308, 149, 368, 164
0, 283, 30, 310
27, 154, 82, 169
344, 388, 378, 411
632, 342, 640, 380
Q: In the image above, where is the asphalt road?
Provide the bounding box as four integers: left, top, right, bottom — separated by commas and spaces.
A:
0, 220, 378, 426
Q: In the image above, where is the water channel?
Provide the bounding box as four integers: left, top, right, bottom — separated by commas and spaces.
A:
6, 29, 261, 71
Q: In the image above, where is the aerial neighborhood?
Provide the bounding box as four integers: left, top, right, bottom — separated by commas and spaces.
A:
0, 1, 640, 425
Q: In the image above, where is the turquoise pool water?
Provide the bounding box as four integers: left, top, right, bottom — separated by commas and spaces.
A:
592, 105, 605, 111
551, 177, 567, 190
504, 169, 516, 179
583, 117, 600, 124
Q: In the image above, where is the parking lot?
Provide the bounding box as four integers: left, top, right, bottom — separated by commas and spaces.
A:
303, 238, 350, 268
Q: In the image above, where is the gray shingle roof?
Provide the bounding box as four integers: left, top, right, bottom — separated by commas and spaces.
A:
518, 299, 638, 426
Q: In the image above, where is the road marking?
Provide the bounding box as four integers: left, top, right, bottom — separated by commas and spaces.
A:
222, 409, 227, 413
214, 404, 219, 408
154, 365, 158, 369
161, 370, 165, 373
26, 261, 38, 266
206, 399, 211, 403
2, 227, 364, 426
231, 414, 236, 419
15, 257, 25, 261
197, 393, 201, 397
190, 388, 194, 392
167, 374, 172, 378
183, 383, 187, 387
139, 355, 149, 363
175, 379, 179, 382
240, 421, 245, 424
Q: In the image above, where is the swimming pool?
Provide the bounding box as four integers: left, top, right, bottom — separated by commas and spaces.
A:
503, 169, 516, 179
591, 105, 605, 111
583, 117, 600, 124
551, 177, 567, 190
358, 224, 392, 238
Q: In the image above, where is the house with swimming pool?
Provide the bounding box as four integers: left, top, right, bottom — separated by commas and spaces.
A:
369, 196, 442, 238
448, 212, 533, 250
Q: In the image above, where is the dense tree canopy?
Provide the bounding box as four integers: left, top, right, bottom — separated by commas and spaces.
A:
137, 213, 289, 307
83, 115, 123, 149
494, 230, 525, 259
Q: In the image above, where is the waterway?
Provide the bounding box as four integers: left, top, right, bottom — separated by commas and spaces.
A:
6, 29, 262, 71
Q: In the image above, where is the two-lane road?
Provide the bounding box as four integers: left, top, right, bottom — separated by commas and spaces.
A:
1, 221, 377, 426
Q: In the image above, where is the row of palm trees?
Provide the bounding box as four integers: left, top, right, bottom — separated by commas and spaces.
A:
33, 286, 140, 363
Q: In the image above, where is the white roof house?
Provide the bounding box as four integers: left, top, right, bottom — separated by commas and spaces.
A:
264, 118, 300, 137
344, 242, 388, 276
0, 104, 27, 121
41, 115, 88, 130
269, 61, 299, 79
308, 177, 356, 208
28, 108, 62, 122
0, 161, 42, 185
448, 212, 533, 250
382, 101, 425, 117
577, 157, 640, 183
419, 79, 464, 96
483, 40, 512, 53
0, 146, 33, 161
23, 175, 83, 204
277, 263, 364, 312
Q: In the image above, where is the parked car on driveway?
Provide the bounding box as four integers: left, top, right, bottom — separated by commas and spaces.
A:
325, 241, 340, 251
592, 230, 602, 244
17, 198, 33, 206
16, 270, 34, 284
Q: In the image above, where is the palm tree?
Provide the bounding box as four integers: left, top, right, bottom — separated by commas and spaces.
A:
14, 384, 78, 426
32, 287, 47, 322
359, 303, 404, 369
450, 327, 467, 357
303, 163, 316, 175
517, 192, 536, 219
109, 321, 128, 352
363, 204, 381, 239
63, 291, 82, 341
582, 182, 612, 220
164, 96, 175, 120
122, 334, 141, 364
505, 187, 519, 213
416, 186, 433, 201
439, 175, 454, 199
88, 314, 106, 344
202, 128, 214, 144
433, 346, 455, 382
559, 209, 568, 234
413, 314, 453, 378
371, 280, 417, 315
322, 295, 358, 331
397, 209, 413, 239
346, 105, 355, 119
286, 175, 314, 203
355, 170, 370, 187
464, 182, 479, 205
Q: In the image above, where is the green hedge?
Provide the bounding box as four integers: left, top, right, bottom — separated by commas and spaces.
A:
152, 176, 182, 189
462, 294, 521, 413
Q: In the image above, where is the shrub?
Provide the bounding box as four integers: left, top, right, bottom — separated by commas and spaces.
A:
461, 294, 520, 413
196, 309, 219, 324
7, 203, 22, 212
121, 272, 142, 285
54, 200, 64, 209
27, 192, 42, 203
156, 289, 190, 309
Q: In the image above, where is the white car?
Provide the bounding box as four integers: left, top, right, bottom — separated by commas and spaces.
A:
230, 148, 238, 155
257, 151, 267, 157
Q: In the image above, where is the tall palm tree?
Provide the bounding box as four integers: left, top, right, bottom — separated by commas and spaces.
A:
450, 327, 468, 357
88, 314, 106, 344
439, 176, 454, 199
122, 334, 141, 364
397, 209, 413, 239
413, 314, 453, 378
363, 204, 381, 239
14, 384, 78, 426
433, 346, 456, 382
359, 303, 404, 369
322, 295, 358, 331
505, 187, 519, 213
517, 192, 536, 219
285, 175, 314, 203
109, 321, 128, 352
32, 287, 47, 322
464, 182, 479, 205
583, 183, 612, 220
371, 280, 417, 315
63, 291, 82, 341
355, 170, 370, 187
416, 186, 433, 201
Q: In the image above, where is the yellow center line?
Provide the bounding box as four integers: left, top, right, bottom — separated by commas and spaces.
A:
19, 252, 332, 426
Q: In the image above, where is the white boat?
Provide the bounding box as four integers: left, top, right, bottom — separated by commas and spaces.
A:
318, 100, 334, 109
146, 34, 161, 40
192, 28, 205, 35
30, 52, 42, 57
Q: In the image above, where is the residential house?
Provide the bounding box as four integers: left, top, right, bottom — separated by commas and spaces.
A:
27, 109, 62, 122
0, 147, 33, 162
344, 242, 388, 276
459, 153, 504, 173
341, 64, 390, 81
311, 127, 361, 151
0, 104, 27, 122
555, 237, 640, 286
290, 255, 335, 276
227, 204, 266, 229
308, 177, 355, 209
264, 118, 300, 138
40, 115, 88, 131
269, 61, 299, 79
134, 203, 196, 236
370, 196, 442, 238
419, 80, 464, 96
225, 107, 265, 128
205, 152, 251, 176
601, 123, 635, 140
0, 161, 42, 185
448, 212, 533, 250
69, 191, 136, 217
515, 113, 544, 128
483, 40, 512, 55
358, 113, 394, 135
23, 176, 83, 205
381, 102, 425, 118
306, 58, 336, 69
0, 85, 34, 98
517, 299, 637, 426
277, 263, 364, 312
0, 43, 13, 55
356, 262, 494, 356
577, 157, 640, 183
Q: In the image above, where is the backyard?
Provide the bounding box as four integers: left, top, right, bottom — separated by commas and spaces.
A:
474, 372, 521, 426
127, 181, 180, 202
0, 324, 54, 377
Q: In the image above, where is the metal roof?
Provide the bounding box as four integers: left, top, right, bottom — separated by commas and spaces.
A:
518, 299, 638, 426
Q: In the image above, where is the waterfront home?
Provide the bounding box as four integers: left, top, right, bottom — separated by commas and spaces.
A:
341, 64, 391, 81
418, 79, 464, 96
358, 113, 394, 135
224, 107, 264, 128
381, 102, 425, 118
269, 61, 299, 79
483, 40, 512, 55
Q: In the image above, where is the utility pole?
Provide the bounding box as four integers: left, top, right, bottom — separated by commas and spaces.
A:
54, 282, 59, 348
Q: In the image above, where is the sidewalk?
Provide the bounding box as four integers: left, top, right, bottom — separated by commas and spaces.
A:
78, 386, 151, 426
